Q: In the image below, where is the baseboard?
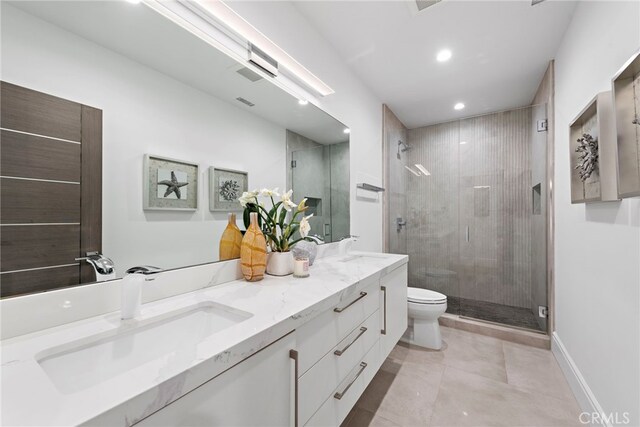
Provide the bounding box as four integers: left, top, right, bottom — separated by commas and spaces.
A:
551, 332, 609, 427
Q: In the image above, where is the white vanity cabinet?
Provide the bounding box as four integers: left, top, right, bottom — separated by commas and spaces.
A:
135, 332, 296, 427
380, 264, 408, 357
295, 264, 408, 427
134, 261, 408, 427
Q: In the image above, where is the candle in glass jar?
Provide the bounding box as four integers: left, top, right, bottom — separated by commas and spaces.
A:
293, 257, 310, 278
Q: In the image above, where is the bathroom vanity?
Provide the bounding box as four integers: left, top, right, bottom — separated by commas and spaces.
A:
0, 252, 407, 426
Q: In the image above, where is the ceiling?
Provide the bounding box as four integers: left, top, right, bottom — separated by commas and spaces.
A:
7, 1, 347, 144
294, 0, 577, 128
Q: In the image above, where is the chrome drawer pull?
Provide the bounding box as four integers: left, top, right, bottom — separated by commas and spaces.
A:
334, 292, 367, 313
334, 362, 367, 400
290, 349, 299, 427
381, 286, 387, 335
334, 327, 367, 356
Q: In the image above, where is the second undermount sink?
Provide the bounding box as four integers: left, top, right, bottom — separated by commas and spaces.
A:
37, 302, 252, 394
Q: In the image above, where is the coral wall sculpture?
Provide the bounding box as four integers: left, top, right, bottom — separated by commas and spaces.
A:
574, 133, 599, 181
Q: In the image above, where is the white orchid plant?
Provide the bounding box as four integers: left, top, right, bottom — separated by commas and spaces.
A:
238, 188, 313, 252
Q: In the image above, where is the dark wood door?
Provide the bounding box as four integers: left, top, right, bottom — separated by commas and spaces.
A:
0, 82, 102, 297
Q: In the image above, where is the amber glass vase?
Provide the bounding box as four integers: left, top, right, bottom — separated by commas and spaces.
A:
240, 212, 267, 282
219, 213, 243, 261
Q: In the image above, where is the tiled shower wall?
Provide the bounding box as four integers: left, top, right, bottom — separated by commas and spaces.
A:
383, 105, 408, 255
404, 107, 544, 309
406, 121, 461, 299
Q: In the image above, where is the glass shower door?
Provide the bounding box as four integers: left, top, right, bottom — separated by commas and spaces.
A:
457, 105, 547, 332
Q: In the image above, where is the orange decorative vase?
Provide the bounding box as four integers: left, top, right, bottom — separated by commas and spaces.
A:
240, 212, 267, 282
219, 213, 243, 261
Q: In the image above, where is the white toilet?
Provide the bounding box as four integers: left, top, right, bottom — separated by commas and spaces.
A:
403, 287, 447, 350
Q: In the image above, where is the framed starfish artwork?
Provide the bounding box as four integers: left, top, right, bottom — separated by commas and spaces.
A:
209, 167, 248, 212
143, 154, 199, 211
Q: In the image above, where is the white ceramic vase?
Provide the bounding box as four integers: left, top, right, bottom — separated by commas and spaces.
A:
267, 251, 294, 276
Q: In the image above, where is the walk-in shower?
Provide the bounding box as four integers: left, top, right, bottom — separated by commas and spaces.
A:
386, 104, 549, 332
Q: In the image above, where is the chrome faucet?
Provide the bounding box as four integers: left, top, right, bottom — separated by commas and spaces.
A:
75, 251, 115, 282
121, 266, 163, 320
339, 235, 359, 256
308, 234, 325, 244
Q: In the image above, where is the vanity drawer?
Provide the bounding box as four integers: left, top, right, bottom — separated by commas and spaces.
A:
305, 339, 381, 427
296, 276, 379, 375
299, 309, 380, 425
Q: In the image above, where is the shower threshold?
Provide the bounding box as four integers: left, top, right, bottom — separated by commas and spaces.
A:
446, 296, 544, 332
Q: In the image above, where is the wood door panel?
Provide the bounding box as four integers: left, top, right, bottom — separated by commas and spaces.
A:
1, 225, 80, 272
0, 81, 102, 297
1, 81, 81, 142
1, 178, 81, 224
1, 130, 81, 182
0, 266, 80, 298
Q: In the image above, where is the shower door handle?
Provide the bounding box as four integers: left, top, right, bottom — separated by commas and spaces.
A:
465, 226, 470, 242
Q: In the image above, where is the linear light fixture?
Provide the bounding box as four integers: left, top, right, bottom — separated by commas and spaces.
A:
405, 166, 421, 177
142, 0, 334, 97
415, 164, 431, 176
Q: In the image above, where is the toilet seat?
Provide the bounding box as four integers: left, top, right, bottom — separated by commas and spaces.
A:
407, 287, 447, 304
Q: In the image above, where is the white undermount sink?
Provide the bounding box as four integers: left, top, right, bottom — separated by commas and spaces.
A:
339, 254, 389, 262
36, 302, 252, 394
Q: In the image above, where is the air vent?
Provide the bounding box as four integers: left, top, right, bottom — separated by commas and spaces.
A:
236, 97, 255, 107
236, 67, 263, 82
415, 0, 442, 11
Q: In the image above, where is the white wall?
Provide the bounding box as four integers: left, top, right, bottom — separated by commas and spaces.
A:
226, 1, 384, 252
553, 1, 640, 423
1, 5, 286, 276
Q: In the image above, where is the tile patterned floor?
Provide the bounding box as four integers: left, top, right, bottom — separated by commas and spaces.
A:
342, 327, 581, 427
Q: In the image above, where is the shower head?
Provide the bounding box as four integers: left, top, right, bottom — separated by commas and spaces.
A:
397, 140, 412, 159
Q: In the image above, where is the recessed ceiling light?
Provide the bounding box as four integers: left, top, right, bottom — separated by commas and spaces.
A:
415, 164, 431, 176
298, 99, 308, 106
459, 141, 467, 145
454, 102, 465, 110
436, 49, 452, 62
343, 128, 351, 134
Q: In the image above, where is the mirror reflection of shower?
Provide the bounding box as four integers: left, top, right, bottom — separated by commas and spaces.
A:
397, 140, 412, 159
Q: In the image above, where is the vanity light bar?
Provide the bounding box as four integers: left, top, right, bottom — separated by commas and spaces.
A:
142, 0, 334, 97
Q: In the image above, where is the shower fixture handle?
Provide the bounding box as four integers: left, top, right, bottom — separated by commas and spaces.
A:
396, 217, 407, 233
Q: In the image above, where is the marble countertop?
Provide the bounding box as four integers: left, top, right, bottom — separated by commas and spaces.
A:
1, 252, 407, 427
